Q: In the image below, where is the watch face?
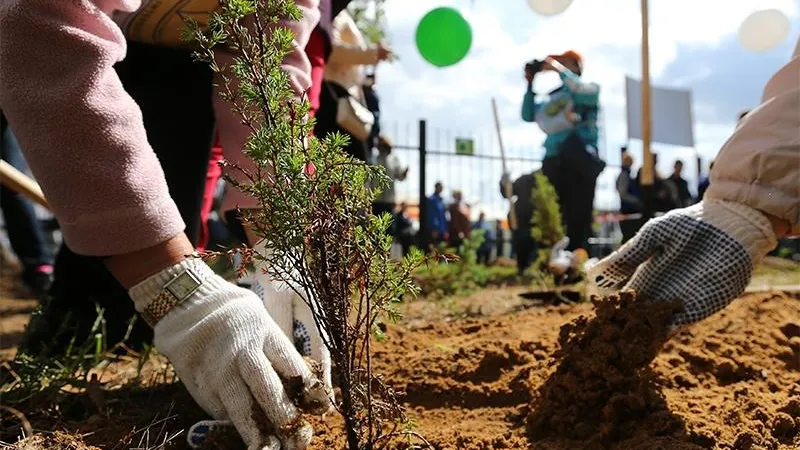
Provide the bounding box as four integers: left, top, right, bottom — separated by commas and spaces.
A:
166, 270, 202, 300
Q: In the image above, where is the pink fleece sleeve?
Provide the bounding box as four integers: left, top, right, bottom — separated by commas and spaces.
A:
0, 0, 185, 256
217, 0, 320, 213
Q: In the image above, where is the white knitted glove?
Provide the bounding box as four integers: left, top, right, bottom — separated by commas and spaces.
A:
586, 200, 777, 325
548, 237, 573, 275
249, 239, 333, 396
128, 259, 330, 450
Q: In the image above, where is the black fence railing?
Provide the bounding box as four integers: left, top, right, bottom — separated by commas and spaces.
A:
382, 119, 625, 252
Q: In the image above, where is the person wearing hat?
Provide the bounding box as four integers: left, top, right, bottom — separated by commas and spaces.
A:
521, 49, 603, 253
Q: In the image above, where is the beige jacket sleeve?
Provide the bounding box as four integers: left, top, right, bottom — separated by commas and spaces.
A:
706, 36, 800, 236
327, 12, 379, 66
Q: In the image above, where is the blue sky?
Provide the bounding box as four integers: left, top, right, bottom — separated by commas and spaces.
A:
369, 0, 799, 217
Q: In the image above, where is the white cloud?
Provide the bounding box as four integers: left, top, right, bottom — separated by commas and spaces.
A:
374, 0, 799, 215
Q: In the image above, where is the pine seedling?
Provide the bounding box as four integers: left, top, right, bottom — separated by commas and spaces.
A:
188, 1, 429, 448
531, 171, 564, 248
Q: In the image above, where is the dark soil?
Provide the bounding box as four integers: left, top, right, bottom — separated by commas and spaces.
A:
526, 292, 687, 448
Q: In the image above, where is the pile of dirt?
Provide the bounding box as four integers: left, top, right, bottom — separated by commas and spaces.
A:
526, 291, 688, 448
649, 294, 800, 450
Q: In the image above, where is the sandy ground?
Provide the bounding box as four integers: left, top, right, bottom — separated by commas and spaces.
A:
1, 260, 799, 449
304, 290, 800, 450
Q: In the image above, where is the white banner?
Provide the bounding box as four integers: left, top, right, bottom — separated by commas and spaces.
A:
625, 76, 695, 147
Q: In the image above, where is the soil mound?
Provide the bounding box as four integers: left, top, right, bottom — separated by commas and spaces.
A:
526, 291, 685, 448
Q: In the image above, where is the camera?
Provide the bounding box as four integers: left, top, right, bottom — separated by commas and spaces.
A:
525, 59, 544, 74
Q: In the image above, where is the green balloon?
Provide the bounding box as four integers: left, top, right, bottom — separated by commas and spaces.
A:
415, 7, 472, 68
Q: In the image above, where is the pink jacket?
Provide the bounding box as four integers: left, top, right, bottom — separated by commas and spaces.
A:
0, 0, 318, 256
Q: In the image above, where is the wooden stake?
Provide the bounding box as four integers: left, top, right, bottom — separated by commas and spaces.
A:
491, 98, 517, 230
0, 160, 50, 210
640, 0, 654, 185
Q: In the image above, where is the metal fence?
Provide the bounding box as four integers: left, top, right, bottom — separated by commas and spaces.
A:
384, 120, 618, 208
387, 120, 541, 217
378, 119, 628, 255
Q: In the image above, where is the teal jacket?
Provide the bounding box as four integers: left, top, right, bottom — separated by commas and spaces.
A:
521, 70, 600, 158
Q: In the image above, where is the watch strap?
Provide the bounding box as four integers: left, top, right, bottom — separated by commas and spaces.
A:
129, 258, 213, 329
142, 289, 180, 328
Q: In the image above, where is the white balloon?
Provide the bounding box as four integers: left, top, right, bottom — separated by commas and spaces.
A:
527, 0, 573, 17
739, 9, 791, 52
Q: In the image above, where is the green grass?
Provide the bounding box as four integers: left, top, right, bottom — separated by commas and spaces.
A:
750, 257, 800, 288
412, 261, 526, 299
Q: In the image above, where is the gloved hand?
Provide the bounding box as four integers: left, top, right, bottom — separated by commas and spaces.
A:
586, 200, 777, 325
129, 258, 330, 450
548, 237, 573, 275
249, 239, 333, 397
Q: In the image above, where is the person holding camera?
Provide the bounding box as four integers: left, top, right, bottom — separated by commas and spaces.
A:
521, 50, 604, 253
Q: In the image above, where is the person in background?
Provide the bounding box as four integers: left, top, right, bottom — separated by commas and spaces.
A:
635, 153, 676, 214
495, 220, 506, 260
0, 112, 54, 296
198, 133, 225, 252
362, 72, 380, 160
666, 159, 693, 208
500, 171, 537, 276
393, 202, 415, 257
212, 0, 350, 245
522, 50, 603, 252
472, 211, 495, 265
371, 136, 408, 219
448, 190, 471, 251
616, 151, 641, 243
304, 0, 352, 118
697, 160, 714, 202
218, 0, 346, 243
314, 9, 392, 162
426, 181, 448, 247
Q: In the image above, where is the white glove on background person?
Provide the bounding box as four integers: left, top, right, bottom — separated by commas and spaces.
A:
249, 239, 333, 396
129, 259, 330, 450
548, 237, 572, 275
586, 199, 777, 325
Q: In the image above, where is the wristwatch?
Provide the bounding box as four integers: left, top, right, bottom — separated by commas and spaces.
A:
142, 267, 203, 327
